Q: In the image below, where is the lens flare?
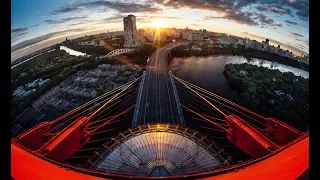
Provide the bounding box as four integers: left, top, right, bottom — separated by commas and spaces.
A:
152, 19, 165, 29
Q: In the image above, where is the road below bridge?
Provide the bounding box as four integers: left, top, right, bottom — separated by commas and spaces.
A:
133, 42, 185, 126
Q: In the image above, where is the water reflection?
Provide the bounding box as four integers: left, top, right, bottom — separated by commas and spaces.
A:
224, 56, 309, 79
60, 46, 89, 56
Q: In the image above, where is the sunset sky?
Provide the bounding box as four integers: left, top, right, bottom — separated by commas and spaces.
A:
11, 0, 309, 61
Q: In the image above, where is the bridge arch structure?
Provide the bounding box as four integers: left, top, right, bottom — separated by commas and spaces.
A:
99, 48, 135, 59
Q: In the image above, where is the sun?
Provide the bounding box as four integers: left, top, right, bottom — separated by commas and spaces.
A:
152, 19, 166, 29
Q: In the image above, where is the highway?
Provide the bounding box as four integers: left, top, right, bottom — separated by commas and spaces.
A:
135, 42, 184, 125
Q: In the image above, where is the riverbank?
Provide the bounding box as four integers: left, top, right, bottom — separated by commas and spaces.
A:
223, 63, 309, 131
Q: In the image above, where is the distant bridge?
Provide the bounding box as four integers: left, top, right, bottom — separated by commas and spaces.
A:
98, 48, 135, 59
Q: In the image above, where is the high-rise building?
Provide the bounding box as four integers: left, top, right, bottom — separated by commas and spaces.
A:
266, 39, 269, 45
123, 15, 142, 47
123, 15, 136, 47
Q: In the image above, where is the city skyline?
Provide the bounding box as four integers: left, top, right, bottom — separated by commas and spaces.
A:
11, 0, 309, 61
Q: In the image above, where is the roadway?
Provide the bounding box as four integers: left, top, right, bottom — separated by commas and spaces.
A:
135, 42, 185, 125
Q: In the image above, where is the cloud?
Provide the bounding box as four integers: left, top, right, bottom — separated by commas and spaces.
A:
150, 0, 235, 13
150, 0, 273, 26
204, 12, 258, 26
11, 28, 86, 52
256, 0, 309, 21
150, 0, 309, 22
29, 23, 41, 28
293, 43, 307, 50
11, 27, 28, 33
203, 16, 223, 20
256, 5, 291, 15
104, 16, 125, 21
52, 7, 81, 15
224, 11, 257, 26
286, 0, 309, 21
190, 23, 200, 26
303, 40, 309, 46
51, 0, 308, 27
44, 16, 87, 24
137, 18, 154, 24
148, 15, 182, 19
101, 14, 182, 24
69, 19, 97, 27
285, 20, 298, 25
11, 27, 28, 43
256, 13, 281, 27
289, 32, 304, 38
69, 22, 84, 27
11, 24, 41, 43
81, 1, 162, 13
101, 15, 127, 24
275, 22, 282, 27
11, 32, 28, 43
52, 1, 162, 15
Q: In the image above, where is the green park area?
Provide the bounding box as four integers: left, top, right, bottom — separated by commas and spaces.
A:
223, 63, 309, 131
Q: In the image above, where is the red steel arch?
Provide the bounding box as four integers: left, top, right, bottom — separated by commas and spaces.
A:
11, 133, 308, 180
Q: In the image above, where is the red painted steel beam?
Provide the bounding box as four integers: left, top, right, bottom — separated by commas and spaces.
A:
13, 122, 51, 151
264, 117, 302, 145
11, 143, 106, 180
202, 135, 309, 180
11, 135, 308, 180
35, 116, 91, 163
226, 115, 279, 158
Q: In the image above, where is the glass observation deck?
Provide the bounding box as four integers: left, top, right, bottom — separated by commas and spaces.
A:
85, 124, 233, 177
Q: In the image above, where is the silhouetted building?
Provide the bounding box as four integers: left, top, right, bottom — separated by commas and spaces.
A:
123, 15, 143, 47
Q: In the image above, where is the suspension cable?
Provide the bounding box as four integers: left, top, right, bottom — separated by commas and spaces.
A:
194, 89, 268, 127
49, 77, 140, 133
89, 87, 138, 121
86, 104, 135, 136
174, 75, 268, 127
89, 95, 138, 126
182, 105, 229, 132
190, 117, 228, 127
49, 77, 139, 125
173, 74, 267, 121
178, 94, 223, 119
88, 77, 140, 119
176, 77, 229, 119
49, 93, 135, 132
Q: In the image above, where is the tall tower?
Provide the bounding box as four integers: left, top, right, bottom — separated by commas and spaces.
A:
123, 14, 137, 47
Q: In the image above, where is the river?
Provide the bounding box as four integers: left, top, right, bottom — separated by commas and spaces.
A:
59, 46, 89, 56
11, 46, 88, 70
169, 55, 309, 102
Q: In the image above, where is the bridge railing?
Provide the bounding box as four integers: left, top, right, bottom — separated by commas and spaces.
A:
169, 71, 185, 126
132, 71, 146, 128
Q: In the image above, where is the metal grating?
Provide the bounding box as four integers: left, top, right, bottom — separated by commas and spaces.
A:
85, 124, 233, 177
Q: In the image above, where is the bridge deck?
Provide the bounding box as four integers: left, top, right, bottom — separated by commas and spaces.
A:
134, 43, 185, 126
